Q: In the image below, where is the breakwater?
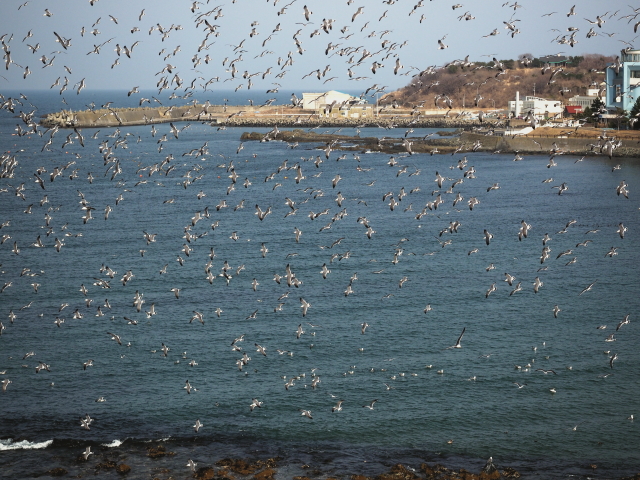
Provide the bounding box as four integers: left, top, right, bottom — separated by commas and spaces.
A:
39, 103, 496, 129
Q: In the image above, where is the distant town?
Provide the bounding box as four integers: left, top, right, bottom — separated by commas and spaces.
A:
40, 51, 640, 137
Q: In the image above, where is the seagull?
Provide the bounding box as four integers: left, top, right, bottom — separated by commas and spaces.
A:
536, 369, 557, 375
617, 314, 630, 331
362, 399, 378, 410
578, 280, 597, 296
193, 419, 203, 433
107, 332, 122, 345
255, 343, 267, 356
184, 379, 196, 394
617, 223, 627, 239
300, 298, 311, 317
332, 400, 344, 412
446, 327, 465, 349
533, 277, 543, 293
610, 352, 618, 369
82, 446, 93, 460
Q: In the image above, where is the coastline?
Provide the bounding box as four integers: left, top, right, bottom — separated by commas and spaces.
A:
4, 436, 640, 480
240, 129, 640, 158
38, 103, 640, 157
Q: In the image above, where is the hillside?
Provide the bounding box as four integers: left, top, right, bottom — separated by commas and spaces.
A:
381, 54, 614, 111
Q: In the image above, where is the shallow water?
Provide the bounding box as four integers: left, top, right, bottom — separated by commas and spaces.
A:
0, 90, 639, 479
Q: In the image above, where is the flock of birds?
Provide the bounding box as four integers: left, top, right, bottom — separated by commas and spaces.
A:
2, 1, 640, 115
0, 0, 638, 476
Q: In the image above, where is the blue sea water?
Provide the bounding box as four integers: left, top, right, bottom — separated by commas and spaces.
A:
0, 90, 639, 479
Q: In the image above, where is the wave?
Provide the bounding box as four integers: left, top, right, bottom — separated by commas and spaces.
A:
143, 436, 171, 443
0, 439, 53, 451
101, 439, 125, 448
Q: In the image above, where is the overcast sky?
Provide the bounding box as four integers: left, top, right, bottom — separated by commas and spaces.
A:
0, 0, 635, 101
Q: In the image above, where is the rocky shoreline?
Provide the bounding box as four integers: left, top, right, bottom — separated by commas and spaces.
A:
36, 444, 640, 480
38, 103, 640, 157
241, 129, 640, 158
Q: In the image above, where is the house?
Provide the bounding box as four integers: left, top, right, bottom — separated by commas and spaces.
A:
507, 92, 564, 118
537, 55, 569, 67
605, 49, 640, 112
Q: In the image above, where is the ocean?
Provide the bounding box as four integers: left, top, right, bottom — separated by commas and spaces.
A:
0, 90, 639, 479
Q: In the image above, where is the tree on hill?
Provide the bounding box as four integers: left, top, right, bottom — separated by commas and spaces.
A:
590, 96, 605, 113
389, 53, 614, 110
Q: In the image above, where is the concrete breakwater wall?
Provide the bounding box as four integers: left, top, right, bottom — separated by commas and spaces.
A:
40, 103, 498, 129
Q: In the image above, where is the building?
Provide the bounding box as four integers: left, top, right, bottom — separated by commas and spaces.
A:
605, 49, 640, 112
566, 87, 602, 109
302, 90, 358, 110
564, 105, 583, 116
538, 55, 569, 67
507, 92, 564, 118
324, 104, 373, 119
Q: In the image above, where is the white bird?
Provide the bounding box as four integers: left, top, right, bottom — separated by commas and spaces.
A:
82, 446, 93, 460
352, 7, 364, 22
446, 327, 466, 349
362, 399, 378, 410
193, 419, 203, 433
533, 277, 543, 293
184, 379, 196, 394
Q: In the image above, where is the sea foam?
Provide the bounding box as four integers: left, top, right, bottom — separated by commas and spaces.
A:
101, 439, 124, 448
0, 439, 53, 451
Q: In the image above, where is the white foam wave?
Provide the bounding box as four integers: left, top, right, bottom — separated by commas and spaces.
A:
0, 439, 53, 451
101, 439, 124, 448
144, 436, 171, 443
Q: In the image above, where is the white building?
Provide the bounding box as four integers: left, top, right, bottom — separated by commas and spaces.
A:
302, 90, 358, 110
567, 87, 602, 109
507, 94, 564, 118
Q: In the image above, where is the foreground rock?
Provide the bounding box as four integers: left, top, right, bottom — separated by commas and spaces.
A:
147, 444, 175, 458
46, 467, 68, 476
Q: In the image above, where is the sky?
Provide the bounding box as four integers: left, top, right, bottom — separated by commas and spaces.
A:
0, 0, 637, 102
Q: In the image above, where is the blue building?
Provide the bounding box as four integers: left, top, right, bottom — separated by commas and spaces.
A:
606, 49, 640, 112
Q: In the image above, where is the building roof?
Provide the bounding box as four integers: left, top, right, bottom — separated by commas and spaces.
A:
538, 55, 568, 64
565, 105, 583, 114
303, 90, 353, 97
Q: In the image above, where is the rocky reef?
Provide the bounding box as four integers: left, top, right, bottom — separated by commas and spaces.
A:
187, 459, 522, 480
241, 128, 640, 157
